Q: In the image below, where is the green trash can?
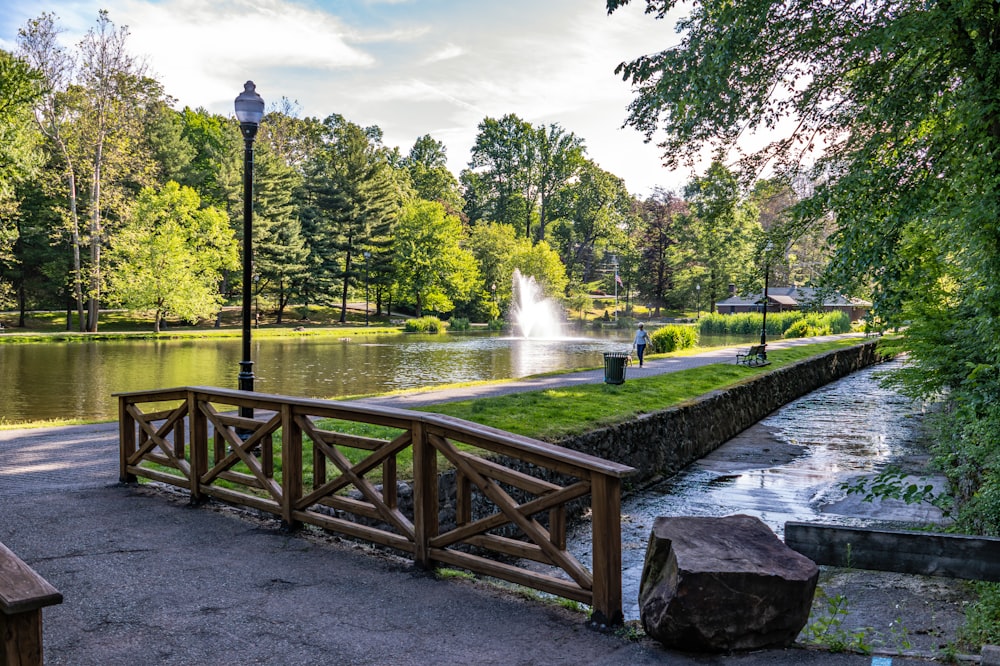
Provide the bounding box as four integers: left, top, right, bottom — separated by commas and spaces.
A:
603, 351, 629, 385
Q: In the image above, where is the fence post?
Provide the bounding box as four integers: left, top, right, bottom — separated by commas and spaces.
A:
118, 396, 136, 483
188, 390, 207, 503
589, 473, 624, 626
411, 420, 438, 568
281, 404, 302, 529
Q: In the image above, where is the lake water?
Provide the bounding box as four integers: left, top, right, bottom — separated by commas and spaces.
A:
0, 331, 644, 424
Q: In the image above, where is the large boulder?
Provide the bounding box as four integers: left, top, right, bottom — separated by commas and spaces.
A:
639, 514, 818, 652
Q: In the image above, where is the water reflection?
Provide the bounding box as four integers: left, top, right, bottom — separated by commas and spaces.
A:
0, 331, 630, 423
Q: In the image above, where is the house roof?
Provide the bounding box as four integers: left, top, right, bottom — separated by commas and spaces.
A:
716, 286, 872, 309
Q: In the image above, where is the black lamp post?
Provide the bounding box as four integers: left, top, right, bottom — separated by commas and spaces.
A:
235, 81, 264, 418
363, 251, 371, 326
760, 242, 773, 359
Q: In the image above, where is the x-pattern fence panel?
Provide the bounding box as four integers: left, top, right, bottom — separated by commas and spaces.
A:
117, 386, 634, 624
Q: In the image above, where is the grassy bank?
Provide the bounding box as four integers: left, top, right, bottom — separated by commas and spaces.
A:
0, 306, 403, 343
418, 338, 868, 440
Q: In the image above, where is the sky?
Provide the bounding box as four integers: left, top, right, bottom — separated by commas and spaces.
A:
0, 0, 694, 197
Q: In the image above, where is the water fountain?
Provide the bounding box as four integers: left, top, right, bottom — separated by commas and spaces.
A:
511, 269, 564, 339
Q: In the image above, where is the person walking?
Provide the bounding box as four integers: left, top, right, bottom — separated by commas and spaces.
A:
633, 323, 652, 367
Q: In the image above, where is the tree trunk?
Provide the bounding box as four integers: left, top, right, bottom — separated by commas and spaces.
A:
67, 171, 85, 332
86, 148, 103, 333
340, 253, 351, 324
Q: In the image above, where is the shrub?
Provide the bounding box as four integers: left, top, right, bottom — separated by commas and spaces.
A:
701, 310, 852, 338
649, 324, 698, 353
487, 318, 505, 331
404, 316, 444, 333
448, 317, 470, 331
783, 319, 826, 338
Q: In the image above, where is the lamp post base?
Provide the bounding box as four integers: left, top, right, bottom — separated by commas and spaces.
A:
238, 362, 254, 420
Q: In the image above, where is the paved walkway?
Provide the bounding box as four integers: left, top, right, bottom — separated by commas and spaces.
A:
2, 334, 934, 665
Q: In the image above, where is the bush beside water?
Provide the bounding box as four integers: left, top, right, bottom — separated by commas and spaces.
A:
447, 317, 471, 331
699, 311, 851, 338
404, 316, 445, 333
649, 324, 698, 353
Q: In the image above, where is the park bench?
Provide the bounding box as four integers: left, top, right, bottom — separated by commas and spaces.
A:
1, 541, 63, 666
736, 344, 770, 367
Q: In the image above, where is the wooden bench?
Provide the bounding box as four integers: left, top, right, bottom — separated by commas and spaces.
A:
1, 542, 63, 666
736, 344, 770, 367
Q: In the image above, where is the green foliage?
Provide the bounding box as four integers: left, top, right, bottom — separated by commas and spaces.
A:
698, 310, 850, 339
839, 466, 953, 517
447, 317, 470, 331
465, 114, 584, 240
684, 162, 762, 308
802, 589, 872, 654
104, 182, 238, 332
649, 324, 697, 353
393, 200, 478, 317
960, 582, 1000, 649
404, 316, 444, 333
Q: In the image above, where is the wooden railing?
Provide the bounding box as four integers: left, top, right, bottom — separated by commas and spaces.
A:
117, 386, 635, 625
1, 541, 63, 666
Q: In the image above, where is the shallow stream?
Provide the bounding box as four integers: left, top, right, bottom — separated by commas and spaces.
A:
566, 359, 945, 621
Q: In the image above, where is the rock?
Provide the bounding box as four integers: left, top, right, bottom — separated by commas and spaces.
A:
639, 514, 818, 652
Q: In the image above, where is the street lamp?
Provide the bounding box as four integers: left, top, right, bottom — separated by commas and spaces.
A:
363, 251, 371, 326
235, 81, 264, 418
760, 242, 773, 360
695, 283, 701, 320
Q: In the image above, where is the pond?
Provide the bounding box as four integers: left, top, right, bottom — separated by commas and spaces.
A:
0, 331, 649, 424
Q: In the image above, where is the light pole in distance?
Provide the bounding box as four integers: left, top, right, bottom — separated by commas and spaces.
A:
235, 81, 264, 418
760, 242, 773, 360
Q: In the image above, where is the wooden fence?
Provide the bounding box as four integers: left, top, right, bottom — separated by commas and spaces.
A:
117, 386, 635, 625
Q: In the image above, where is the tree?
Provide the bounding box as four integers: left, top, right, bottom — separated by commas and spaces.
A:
684, 162, 760, 312
534, 123, 585, 242
251, 141, 307, 324
609, 0, 1000, 530
105, 182, 238, 332
392, 200, 477, 316
466, 114, 585, 241
75, 10, 149, 331
300, 114, 403, 322
403, 134, 462, 211
0, 49, 44, 315
551, 160, 633, 284
18, 13, 87, 330
634, 189, 690, 314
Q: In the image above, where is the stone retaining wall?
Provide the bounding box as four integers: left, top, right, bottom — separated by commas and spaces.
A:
554, 340, 884, 490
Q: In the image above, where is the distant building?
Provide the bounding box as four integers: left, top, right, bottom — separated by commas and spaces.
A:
715, 285, 871, 321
